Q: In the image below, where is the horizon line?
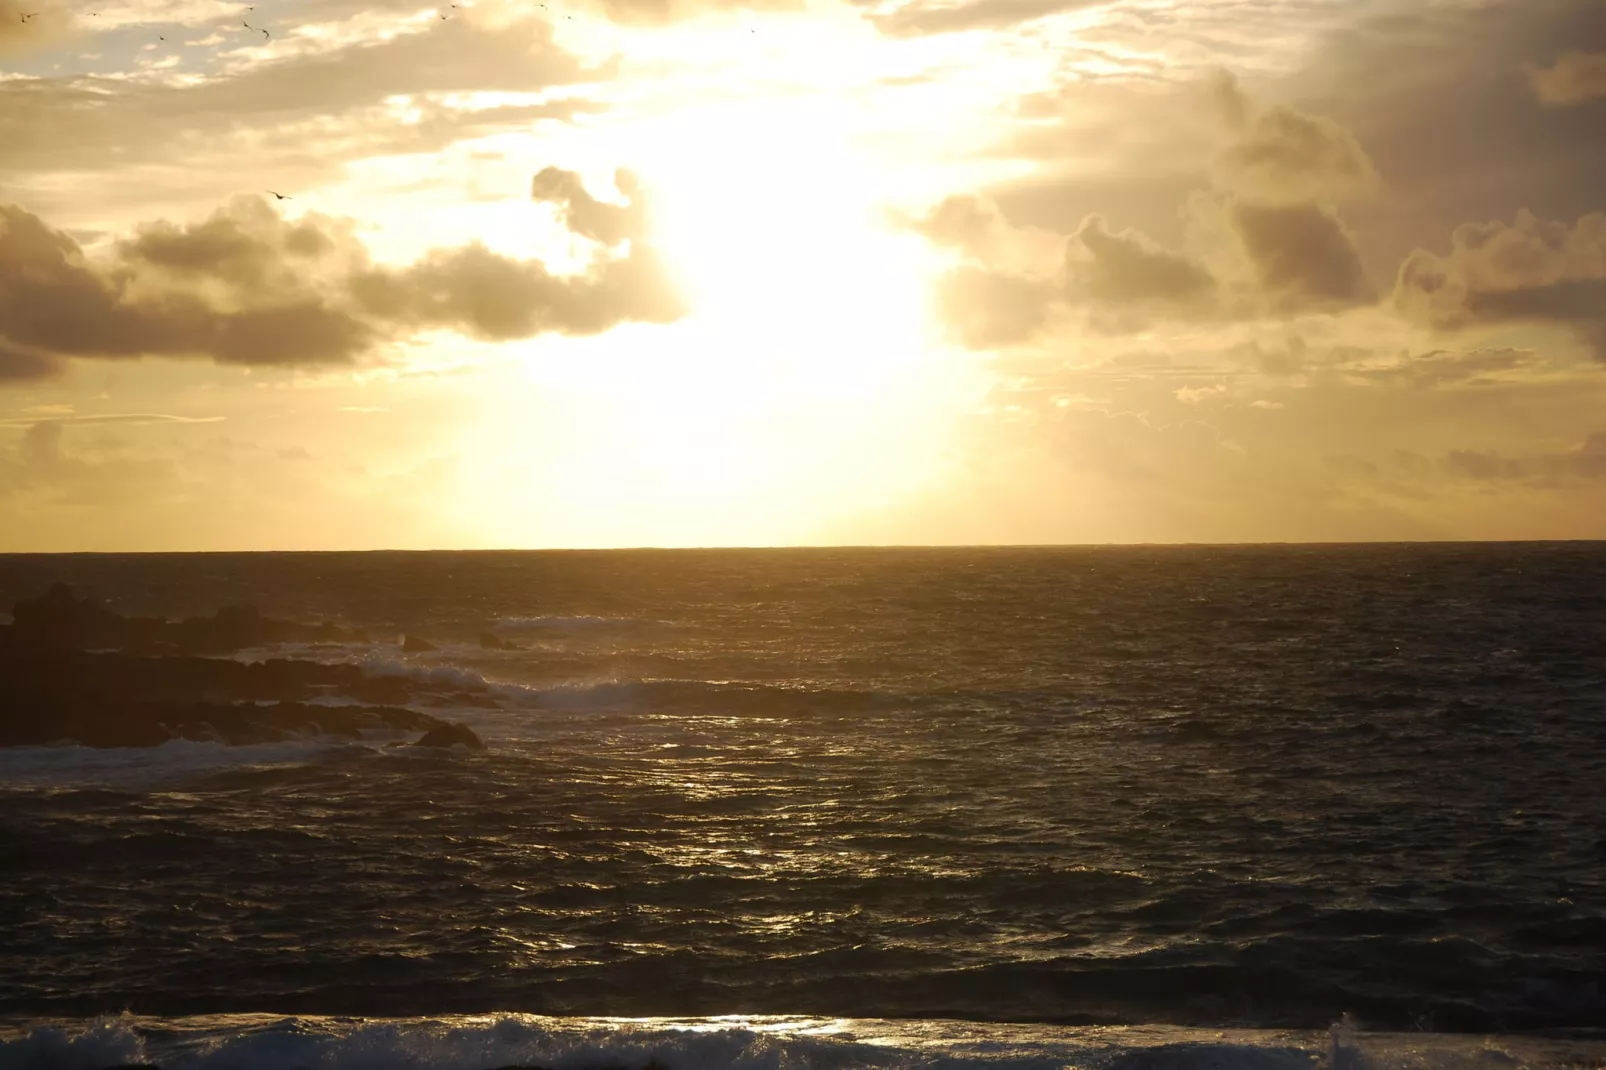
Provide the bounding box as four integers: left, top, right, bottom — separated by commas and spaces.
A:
2, 538, 1605, 556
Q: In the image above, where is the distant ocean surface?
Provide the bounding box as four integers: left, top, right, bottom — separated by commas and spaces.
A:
2, 545, 1604, 1070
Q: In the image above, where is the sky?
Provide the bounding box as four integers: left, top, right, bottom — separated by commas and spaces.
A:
1, 0, 1604, 550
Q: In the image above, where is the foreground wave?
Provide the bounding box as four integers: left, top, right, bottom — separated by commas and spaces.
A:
3, 1014, 1603, 1070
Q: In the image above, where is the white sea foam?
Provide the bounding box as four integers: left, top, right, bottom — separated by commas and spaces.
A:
0, 1015, 1599, 1070
355, 652, 506, 693
497, 616, 653, 631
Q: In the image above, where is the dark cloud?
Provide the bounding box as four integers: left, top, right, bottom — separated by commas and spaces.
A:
0, 170, 685, 382
1229, 200, 1372, 309
1529, 50, 1606, 106
1445, 432, 1606, 481
1394, 210, 1606, 359
350, 240, 683, 342
1291, 0, 1606, 276
0, 200, 377, 372
910, 75, 1384, 346
1068, 215, 1216, 305
530, 167, 649, 245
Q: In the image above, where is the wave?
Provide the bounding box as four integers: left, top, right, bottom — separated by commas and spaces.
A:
329, 653, 893, 718
496, 616, 661, 632
1, 1014, 1601, 1070
355, 651, 513, 692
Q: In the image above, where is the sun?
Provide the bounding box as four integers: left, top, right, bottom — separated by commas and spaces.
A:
630, 98, 940, 389
452, 96, 985, 547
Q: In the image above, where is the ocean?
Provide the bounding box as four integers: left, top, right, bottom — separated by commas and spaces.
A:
1, 545, 1603, 1070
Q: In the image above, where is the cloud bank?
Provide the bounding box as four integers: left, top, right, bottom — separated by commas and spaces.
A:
916, 74, 1379, 346
0, 171, 685, 381
1394, 210, 1606, 359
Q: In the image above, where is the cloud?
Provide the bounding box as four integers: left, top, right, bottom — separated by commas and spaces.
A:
590, 0, 801, 26
930, 266, 1058, 348
1529, 51, 1606, 106
868, 0, 1106, 38
1349, 348, 1538, 389
1287, 0, 1606, 274
1394, 210, 1606, 359
1175, 384, 1227, 404
0, 13, 588, 186
349, 240, 683, 342
1213, 86, 1380, 205
1228, 200, 1373, 309
1445, 432, 1606, 481
0, 200, 378, 372
0, 171, 685, 381
0, 338, 64, 382
1068, 215, 1216, 305
911, 75, 1380, 346
17, 421, 64, 467
530, 167, 649, 245
913, 194, 1011, 261
0, 413, 227, 428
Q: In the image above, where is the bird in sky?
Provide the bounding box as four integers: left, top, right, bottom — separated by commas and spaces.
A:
266, 191, 291, 200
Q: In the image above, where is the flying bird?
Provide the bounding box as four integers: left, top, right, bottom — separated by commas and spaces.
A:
266, 191, 291, 200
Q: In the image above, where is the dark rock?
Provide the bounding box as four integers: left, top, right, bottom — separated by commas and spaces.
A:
346, 673, 418, 705
0, 587, 509, 749
412, 722, 486, 749
402, 634, 437, 653
8, 585, 367, 656
11, 583, 129, 650
0, 693, 445, 749
478, 632, 514, 650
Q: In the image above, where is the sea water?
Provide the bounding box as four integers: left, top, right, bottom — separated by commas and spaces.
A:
1, 546, 1603, 1067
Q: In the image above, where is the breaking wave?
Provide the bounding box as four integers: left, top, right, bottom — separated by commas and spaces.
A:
1, 1014, 1597, 1070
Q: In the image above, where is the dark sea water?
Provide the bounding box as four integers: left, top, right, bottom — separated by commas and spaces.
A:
2, 545, 1604, 1070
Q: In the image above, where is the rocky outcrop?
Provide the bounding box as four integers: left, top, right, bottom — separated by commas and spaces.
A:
9, 583, 368, 655
412, 722, 487, 749
3, 698, 441, 749
0, 586, 502, 750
